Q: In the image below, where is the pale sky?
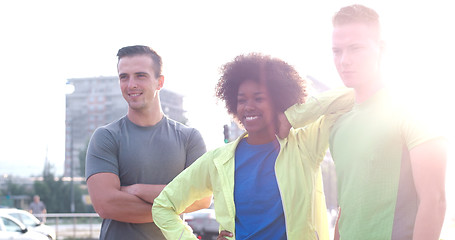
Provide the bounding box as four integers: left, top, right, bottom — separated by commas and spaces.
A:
0, 0, 453, 187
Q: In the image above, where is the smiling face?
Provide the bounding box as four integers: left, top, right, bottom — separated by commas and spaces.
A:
118, 54, 163, 113
236, 80, 276, 144
332, 22, 383, 92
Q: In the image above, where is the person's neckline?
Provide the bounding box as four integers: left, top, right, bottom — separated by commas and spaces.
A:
242, 137, 278, 146
353, 87, 388, 109
126, 114, 166, 128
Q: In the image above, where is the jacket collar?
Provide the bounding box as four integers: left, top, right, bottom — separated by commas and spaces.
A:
214, 132, 288, 166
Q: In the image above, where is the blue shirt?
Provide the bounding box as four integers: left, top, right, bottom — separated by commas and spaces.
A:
234, 138, 286, 239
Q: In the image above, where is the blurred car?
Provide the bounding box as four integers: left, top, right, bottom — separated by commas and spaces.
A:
0, 209, 55, 240
184, 208, 219, 240
0, 214, 50, 240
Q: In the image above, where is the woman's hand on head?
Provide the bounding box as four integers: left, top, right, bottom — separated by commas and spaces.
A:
276, 112, 291, 139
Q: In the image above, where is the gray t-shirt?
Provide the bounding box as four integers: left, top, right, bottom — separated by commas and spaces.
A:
86, 116, 206, 240
29, 201, 46, 214
29, 201, 46, 221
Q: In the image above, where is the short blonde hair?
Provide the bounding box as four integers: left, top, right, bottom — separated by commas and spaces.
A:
333, 4, 381, 40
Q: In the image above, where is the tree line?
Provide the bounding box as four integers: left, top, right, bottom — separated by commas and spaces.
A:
1, 154, 94, 213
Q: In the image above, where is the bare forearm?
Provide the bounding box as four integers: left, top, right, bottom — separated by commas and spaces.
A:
87, 174, 156, 223
410, 139, 447, 240
95, 190, 154, 223
183, 196, 212, 213
123, 184, 212, 214
413, 198, 446, 240
121, 184, 166, 204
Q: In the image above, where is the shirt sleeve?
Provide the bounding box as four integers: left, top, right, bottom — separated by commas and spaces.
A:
85, 127, 119, 180
400, 109, 445, 150
287, 88, 355, 166
185, 128, 207, 168
152, 152, 214, 240
285, 87, 355, 129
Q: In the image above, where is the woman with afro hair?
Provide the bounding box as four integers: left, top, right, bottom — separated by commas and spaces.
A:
152, 53, 353, 240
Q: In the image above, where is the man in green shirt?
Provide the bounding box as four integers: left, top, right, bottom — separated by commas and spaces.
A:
283, 4, 447, 240
219, 4, 447, 240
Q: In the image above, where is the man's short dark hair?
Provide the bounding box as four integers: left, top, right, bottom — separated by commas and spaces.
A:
117, 45, 163, 77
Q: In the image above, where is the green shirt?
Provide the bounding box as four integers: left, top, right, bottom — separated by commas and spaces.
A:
330, 89, 440, 239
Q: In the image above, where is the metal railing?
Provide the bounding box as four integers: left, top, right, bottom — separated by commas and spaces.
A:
37, 213, 101, 240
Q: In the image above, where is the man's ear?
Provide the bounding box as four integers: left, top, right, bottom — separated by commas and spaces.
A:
157, 75, 164, 90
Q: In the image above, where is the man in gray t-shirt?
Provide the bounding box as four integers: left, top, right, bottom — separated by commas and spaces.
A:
86, 45, 209, 240
29, 195, 46, 223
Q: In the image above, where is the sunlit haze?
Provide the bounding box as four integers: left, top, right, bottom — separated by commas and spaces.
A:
1, 0, 453, 227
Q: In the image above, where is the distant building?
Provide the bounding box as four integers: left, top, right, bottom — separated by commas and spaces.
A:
65, 76, 186, 177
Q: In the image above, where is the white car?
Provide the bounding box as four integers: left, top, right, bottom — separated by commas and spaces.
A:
184, 208, 219, 240
0, 214, 50, 240
0, 209, 55, 240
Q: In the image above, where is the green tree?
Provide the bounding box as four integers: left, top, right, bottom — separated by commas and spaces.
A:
1, 179, 31, 196
0, 178, 33, 208
33, 165, 86, 213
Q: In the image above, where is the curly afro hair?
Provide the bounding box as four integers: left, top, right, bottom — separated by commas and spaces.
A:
215, 53, 307, 120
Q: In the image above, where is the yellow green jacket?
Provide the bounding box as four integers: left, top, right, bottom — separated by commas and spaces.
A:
152, 88, 354, 240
